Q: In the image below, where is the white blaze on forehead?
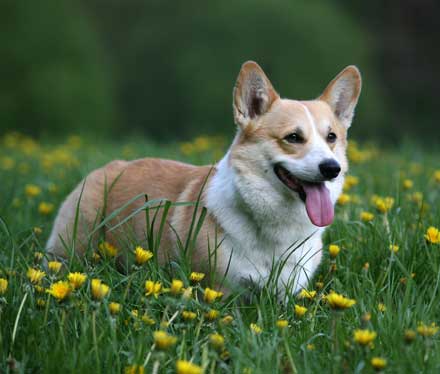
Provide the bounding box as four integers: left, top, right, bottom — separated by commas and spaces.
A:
297, 101, 334, 161
297, 101, 318, 133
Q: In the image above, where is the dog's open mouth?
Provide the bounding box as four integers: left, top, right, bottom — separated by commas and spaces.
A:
273, 164, 334, 227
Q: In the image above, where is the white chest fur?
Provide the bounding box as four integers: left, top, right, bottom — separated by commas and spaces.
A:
206, 153, 343, 296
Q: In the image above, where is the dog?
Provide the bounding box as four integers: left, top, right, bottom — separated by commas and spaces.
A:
47, 61, 361, 296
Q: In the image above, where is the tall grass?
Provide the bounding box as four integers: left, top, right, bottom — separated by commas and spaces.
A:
0, 133, 440, 373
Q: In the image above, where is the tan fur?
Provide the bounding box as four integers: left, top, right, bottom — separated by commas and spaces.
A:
47, 158, 218, 273
47, 61, 361, 293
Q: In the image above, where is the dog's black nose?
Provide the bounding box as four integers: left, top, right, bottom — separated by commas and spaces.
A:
319, 159, 341, 180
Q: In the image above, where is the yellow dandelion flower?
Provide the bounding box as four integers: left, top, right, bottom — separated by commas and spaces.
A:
220, 350, 230, 360
298, 289, 317, 300
170, 279, 184, 295
36, 298, 46, 308
91, 279, 110, 300
182, 310, 197, 321
372, 196, 394, 213
221, 315, 234, 325
294, 304, 308, 317
48, 261, 62, 274
38, 202, 54, 215
276, 319, 289, 329
417, 322, 439, 337
205, 309, 220, 321
0, 278, 8, 295
46, 281, 72, 301
176, 360, 202, 374
371, 357, 387, 371
353, 329, 377, 346
153, 330, 177, 350
99, 241, 118, 257
190, 272, 205, 282
145, 280, 161, 298
34, 252, 44, 262
25, 184, 41, 197
68, 272, 87, 289
134, 246, 153, 265
360, 211, 374, 222
410, 191, 423, 204
209, 333, 225, 349
33, 227, 43, 235
180, 142, 195, 156
315, 281, 324, 290
402, 179, 413, 190
425, 226, 440, 244
306, 343, 315, 350
34, 285, 45, 294
328, 244, 340, 258
27, 268, 45, 284
389, 244, 399, 253
92, 252, 101, 262
434, 170, 440, 183
204, 287, 223, 303
124, 365, 145, 374
250, 323, 262, 334
109, 302, 121, 315
326, 291, 356, 310
194, 136, 211, 152
363, 262, 370, 271
337, 193, 351, 205
377, 303, 386, 312
141, 313, 155, 325
404, 329, 416, 343
362, 312, 372, 322
343, 175, 359, 191
182, 287, 193, 300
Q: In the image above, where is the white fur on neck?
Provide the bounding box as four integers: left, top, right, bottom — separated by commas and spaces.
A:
206, 147, 340, 297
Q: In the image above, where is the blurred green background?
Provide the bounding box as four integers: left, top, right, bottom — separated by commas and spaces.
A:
0, 0, 438, 143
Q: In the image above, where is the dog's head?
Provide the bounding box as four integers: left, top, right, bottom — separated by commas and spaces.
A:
229, 61, 361, 227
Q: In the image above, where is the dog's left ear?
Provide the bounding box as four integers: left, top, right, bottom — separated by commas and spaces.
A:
319, 66, 362, 129
233, 61, 280, 128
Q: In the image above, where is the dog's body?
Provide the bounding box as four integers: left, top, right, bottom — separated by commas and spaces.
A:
47, 61, 361, 295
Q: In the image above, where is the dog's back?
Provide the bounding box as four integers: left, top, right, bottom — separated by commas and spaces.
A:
47, 158, 213, 263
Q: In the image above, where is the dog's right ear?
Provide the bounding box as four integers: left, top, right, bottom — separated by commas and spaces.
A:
233, 61, 279, 128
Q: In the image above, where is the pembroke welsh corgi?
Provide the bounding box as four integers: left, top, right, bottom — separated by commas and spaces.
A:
47, 61, 361, 296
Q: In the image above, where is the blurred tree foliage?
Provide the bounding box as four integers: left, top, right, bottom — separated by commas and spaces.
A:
340, 0, 440, 143
0, 1, 116, 137
85, 0, 386, 140
1, 0, 388, 140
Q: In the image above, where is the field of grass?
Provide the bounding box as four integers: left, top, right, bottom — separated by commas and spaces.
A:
1, 132, 440, 373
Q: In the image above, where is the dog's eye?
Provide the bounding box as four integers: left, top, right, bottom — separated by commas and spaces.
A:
327, 132, 337, 143
284, 133, 304, 144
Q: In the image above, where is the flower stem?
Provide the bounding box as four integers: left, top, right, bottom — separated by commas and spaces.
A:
92, 310, 101, 372
331, 313, 340, 374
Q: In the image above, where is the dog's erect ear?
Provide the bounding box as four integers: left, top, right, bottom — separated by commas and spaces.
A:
233, 61, 279, 128
319, 66, 362, 129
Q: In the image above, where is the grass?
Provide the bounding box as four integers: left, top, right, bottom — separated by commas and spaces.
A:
0, 132, 440, 373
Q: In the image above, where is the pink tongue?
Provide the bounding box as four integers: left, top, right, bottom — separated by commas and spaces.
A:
302, 183, 334, 227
